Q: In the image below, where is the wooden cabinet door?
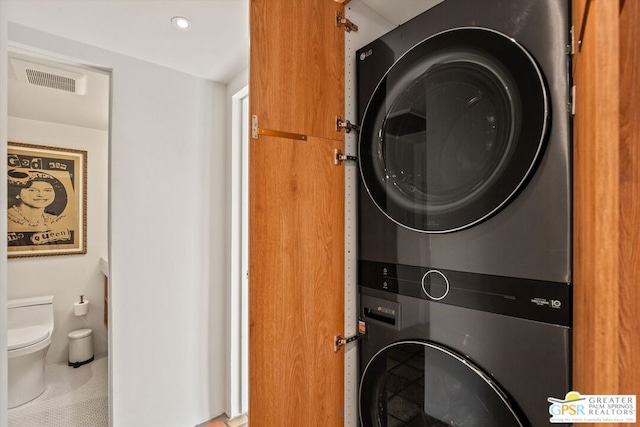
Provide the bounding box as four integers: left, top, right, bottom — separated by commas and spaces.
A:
572, 0, 621, 400
250, 0, 345, 140
572, 0, 640, 417
249, 135, 345, 425
249, 0, 345, 425
618, 0, 640, 399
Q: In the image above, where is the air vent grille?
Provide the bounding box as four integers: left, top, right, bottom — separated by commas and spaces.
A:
25, 69, 76, 93
10, 57, 88, 95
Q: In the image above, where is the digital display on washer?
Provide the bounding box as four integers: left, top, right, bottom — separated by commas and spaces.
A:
359, 260, 572, 326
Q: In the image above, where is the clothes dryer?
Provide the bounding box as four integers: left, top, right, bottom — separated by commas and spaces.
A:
357, 0, 572, 283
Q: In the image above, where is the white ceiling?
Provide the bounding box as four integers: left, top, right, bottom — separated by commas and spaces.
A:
6, 0, 250, 131
5, 0, 440, 131
5, 0, 250, 83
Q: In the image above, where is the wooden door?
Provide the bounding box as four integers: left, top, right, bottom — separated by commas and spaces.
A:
572, 0, 640, 422
250, 0, 344, 139
249, 0, 346, 425
572, 0, 621, 401
618, 0, 640, 400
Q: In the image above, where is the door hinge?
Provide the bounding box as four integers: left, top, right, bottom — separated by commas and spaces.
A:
336, 116, 360, 133
570, 84, 576, 117
568, 25, 575, 55
334, 149, 357, 166
336, 11, 358, 33
334, 321, 367, 352
251, 114, 259, 139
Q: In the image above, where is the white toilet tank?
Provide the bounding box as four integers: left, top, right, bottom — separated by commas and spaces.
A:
8, 296, 54, 329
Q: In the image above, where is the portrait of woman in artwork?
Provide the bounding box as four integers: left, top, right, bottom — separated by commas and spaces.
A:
7, 170, 68, 231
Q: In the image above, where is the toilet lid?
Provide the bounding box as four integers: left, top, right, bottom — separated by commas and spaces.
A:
8, 325, 50, 351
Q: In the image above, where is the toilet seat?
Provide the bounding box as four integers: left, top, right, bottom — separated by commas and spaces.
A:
8, 325, 50, 351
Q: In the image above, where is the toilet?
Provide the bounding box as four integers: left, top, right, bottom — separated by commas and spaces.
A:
8, 296, 54, 409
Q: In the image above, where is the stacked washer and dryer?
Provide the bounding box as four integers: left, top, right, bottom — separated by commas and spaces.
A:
356, 1, 572, 426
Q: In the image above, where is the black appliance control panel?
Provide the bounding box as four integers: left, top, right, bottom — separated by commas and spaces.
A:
360, 260, 572, 327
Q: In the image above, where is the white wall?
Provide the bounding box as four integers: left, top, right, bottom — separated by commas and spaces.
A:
7, 117, 109, 363
7, 23, 228, 426
1, 3, 10, 427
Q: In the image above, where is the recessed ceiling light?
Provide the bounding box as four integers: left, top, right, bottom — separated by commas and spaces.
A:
171, 16, 191, 30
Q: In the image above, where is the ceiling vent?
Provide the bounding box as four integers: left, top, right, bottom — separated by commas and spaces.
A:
10, 58, 87, 95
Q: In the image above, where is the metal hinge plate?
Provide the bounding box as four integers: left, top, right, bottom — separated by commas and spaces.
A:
336, 116, 360, 133
336, 11, 358, 33
569, 25, 575, 55
334, 149, 357, 166
571, 84, 576, 117
251, 114, 259, 139
334, 321, 367, 352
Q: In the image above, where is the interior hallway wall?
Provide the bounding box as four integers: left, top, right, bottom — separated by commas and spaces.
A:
7, 117, 109, 364
7, 23, 228, 426
1, 2, 10, 427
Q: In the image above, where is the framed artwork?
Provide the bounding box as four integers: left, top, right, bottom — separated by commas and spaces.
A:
7, 142, 87, 258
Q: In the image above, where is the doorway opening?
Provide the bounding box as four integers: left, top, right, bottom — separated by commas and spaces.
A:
6, 47, 111, 426
230, 85, 249, 417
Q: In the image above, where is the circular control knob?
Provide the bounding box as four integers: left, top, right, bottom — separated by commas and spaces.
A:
421, 270, 450, 301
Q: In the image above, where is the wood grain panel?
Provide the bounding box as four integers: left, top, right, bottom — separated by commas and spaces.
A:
249, 1, 347, 424
249, 135, 345, 426
618, 0, 640, 398
572, 0, 621, 408
573, 0, 640, 422
572, 0, 587, 62
250, 0, 345, 140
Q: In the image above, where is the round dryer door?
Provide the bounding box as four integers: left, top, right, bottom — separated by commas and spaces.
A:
359, 27, 548, 233
359, 341, 526, 426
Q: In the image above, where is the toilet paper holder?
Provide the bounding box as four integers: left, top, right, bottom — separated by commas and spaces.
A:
74, 295, 89, 316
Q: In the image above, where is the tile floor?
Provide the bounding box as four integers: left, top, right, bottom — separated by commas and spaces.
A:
9, 355, 248, 427
8, 355, 108, 427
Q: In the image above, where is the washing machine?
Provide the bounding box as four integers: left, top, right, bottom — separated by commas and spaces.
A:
356, 0, 572, 425
359, 285, 571, 426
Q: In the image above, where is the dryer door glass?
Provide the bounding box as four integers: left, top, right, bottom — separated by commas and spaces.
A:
359, 28, 548, 233
359, 341, 525, 426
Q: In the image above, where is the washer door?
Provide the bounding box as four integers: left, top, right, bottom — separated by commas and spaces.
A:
359, 341, 526, 426
359, 28, 548, 233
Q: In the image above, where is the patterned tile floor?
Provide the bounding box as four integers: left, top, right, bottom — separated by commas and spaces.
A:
9, 355, 108, 427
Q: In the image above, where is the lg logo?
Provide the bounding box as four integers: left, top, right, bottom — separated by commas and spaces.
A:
551, 300, 562, 309
360, 49, 373, 61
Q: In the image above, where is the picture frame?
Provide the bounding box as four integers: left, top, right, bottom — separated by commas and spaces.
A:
7, 142, 87, 258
